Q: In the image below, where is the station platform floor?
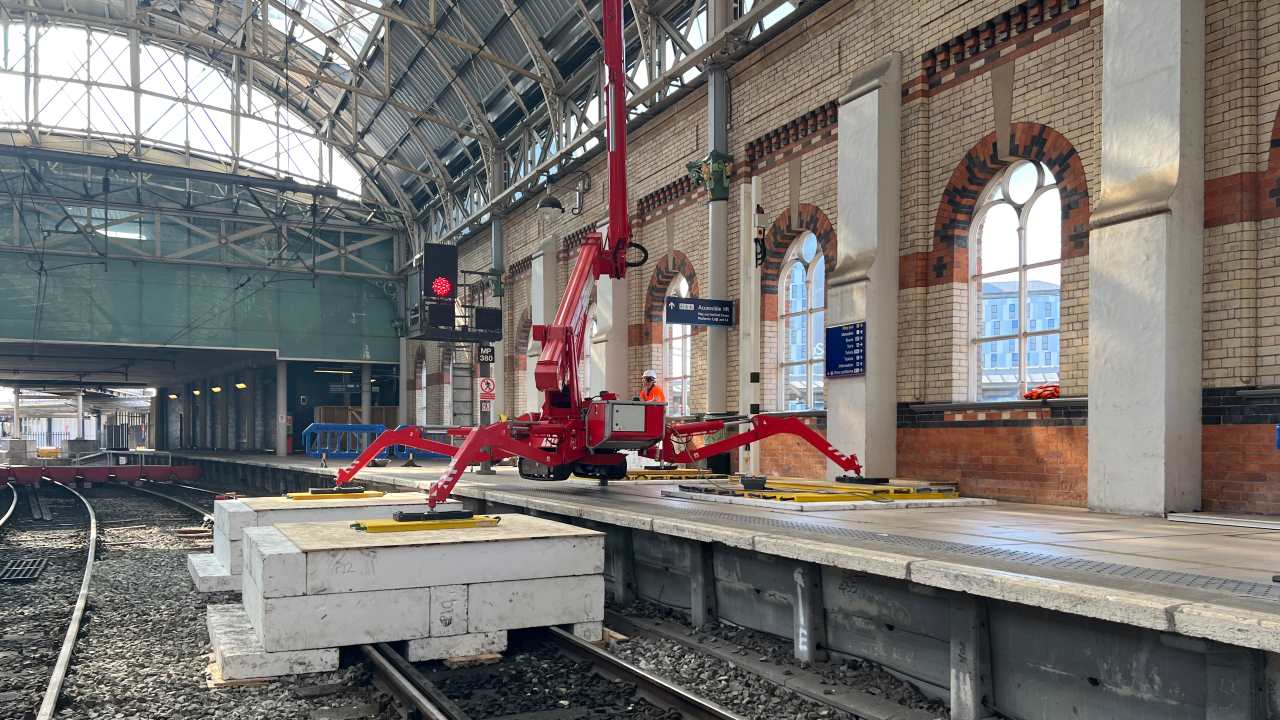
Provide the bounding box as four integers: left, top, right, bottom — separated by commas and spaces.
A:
174, 451, 1280, 655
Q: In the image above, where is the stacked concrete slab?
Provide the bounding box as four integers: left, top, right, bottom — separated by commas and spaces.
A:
188, 492, 462, 592
206, 514, 604, 680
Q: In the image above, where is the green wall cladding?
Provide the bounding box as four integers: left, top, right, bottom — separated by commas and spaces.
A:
0, 258, 400, 362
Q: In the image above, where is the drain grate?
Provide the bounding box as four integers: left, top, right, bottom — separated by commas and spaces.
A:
516, 490, 1280, 604
0, 558, 48, 582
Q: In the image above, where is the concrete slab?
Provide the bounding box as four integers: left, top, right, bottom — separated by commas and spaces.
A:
241, 527, 306, 598
241, 571, 433, 652
431, 585, 468, 637
188, 553, 239, 593
212, 493, 463, 579
467, 575, 605, 632
402, 631, 507, 662
257, 515, 603, 596
213, 526, 242, 574
207, 604, 338, 680
659, 488, 997, 512
238, 514, 606, 654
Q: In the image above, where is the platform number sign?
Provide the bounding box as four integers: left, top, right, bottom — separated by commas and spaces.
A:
479, 377, 497, 401
477, 344, 495, 365
825, 322, 866, 378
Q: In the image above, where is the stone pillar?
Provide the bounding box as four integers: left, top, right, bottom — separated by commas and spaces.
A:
275, 360, 288, 457
527, 233, 557, 414
201, 382, 212, 449
76, 391, 84, 439
829, 54, 901, 480
220, 377, 232, 449
738, 179, 763, 474
252, 369, 265, 450
490, 212, 508, 420
1088, 0, 1204, 515
700, 0, 730, 415
11, 388, 19, 439
598, 274, 629, 398
398, 336, 411, 426
360, 363, 372, 424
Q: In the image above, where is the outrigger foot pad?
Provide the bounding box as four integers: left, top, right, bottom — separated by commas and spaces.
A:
836, 475, 881, 484
393, 510, 475, 522
310, 485, 366, 494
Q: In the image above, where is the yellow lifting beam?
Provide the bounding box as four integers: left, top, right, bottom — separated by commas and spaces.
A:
286, 490, 387, 501
351, 515, 501, 533
626, 468, 730, 480
680, 478, 959, 503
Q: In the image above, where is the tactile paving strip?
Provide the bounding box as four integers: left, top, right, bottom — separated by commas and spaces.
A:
0, 558, 47, 582
514, 489, 1280, 604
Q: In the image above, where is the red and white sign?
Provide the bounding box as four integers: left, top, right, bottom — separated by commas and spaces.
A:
478, 377, 497, 401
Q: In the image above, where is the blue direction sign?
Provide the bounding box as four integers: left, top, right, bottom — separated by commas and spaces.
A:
665, 297, 735, 326
825, 322, 866, 378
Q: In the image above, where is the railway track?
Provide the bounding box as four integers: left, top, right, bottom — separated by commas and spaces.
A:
0, 481, 95, 720
368, 627, 744, 720
0, 481, 16, 530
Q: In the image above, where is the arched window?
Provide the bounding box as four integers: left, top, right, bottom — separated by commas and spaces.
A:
971, 160, 1062, 401
664, 276, 693, 416
779, 232, 826, 411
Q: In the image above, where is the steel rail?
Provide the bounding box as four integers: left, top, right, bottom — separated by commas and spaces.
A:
0, 482, 15, 529
36, 481, 98, 720
542, 626, 746, 720
125, 482, 214, 523
361, 643, 460, 720
365, 627, 742, 720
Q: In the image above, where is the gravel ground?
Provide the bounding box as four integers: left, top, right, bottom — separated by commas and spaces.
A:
426, 636, 681, 719
0, 485, 90, 720
14, 485, 392, 720
613, 602, 949, 720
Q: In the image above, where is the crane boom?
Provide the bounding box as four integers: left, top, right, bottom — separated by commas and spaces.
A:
334, 0, 865, 505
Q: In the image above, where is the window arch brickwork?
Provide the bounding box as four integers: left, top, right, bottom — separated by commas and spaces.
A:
640, 250, 704, 414
930, 123, 1091, 284
644, 251, 702, 325
761, 204, 837, 297
922, 122, 1092, 399
759, 204, 836, 412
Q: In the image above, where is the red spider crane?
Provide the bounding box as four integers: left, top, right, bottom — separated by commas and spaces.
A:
335, 0, 863, 505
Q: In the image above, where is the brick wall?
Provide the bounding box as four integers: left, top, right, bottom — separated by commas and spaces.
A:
757, 415, 828, 478
1203, 424, 1280, 514
898, 426, 1088, 506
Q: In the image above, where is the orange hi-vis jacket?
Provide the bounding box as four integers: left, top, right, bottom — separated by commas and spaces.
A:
640, 384, 666, 403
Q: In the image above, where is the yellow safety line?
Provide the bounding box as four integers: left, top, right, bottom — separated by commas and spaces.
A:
352, 515, 501, 533
286, 490, 387, 500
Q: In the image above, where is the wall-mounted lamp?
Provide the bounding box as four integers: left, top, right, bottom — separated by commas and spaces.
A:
192, 389, 201, 396
234, 382, 248, 390
167, 393, 179, 400
536, 193, 565, 214
210, 386, 223, 393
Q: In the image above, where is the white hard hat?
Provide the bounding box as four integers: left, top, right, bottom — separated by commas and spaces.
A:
642, 369, 657, 379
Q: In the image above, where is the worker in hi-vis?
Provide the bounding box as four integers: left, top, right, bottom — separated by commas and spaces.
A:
639, 369, 666, 403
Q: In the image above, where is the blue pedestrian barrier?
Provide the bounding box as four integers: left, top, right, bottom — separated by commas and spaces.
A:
302, 423, 388, 459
